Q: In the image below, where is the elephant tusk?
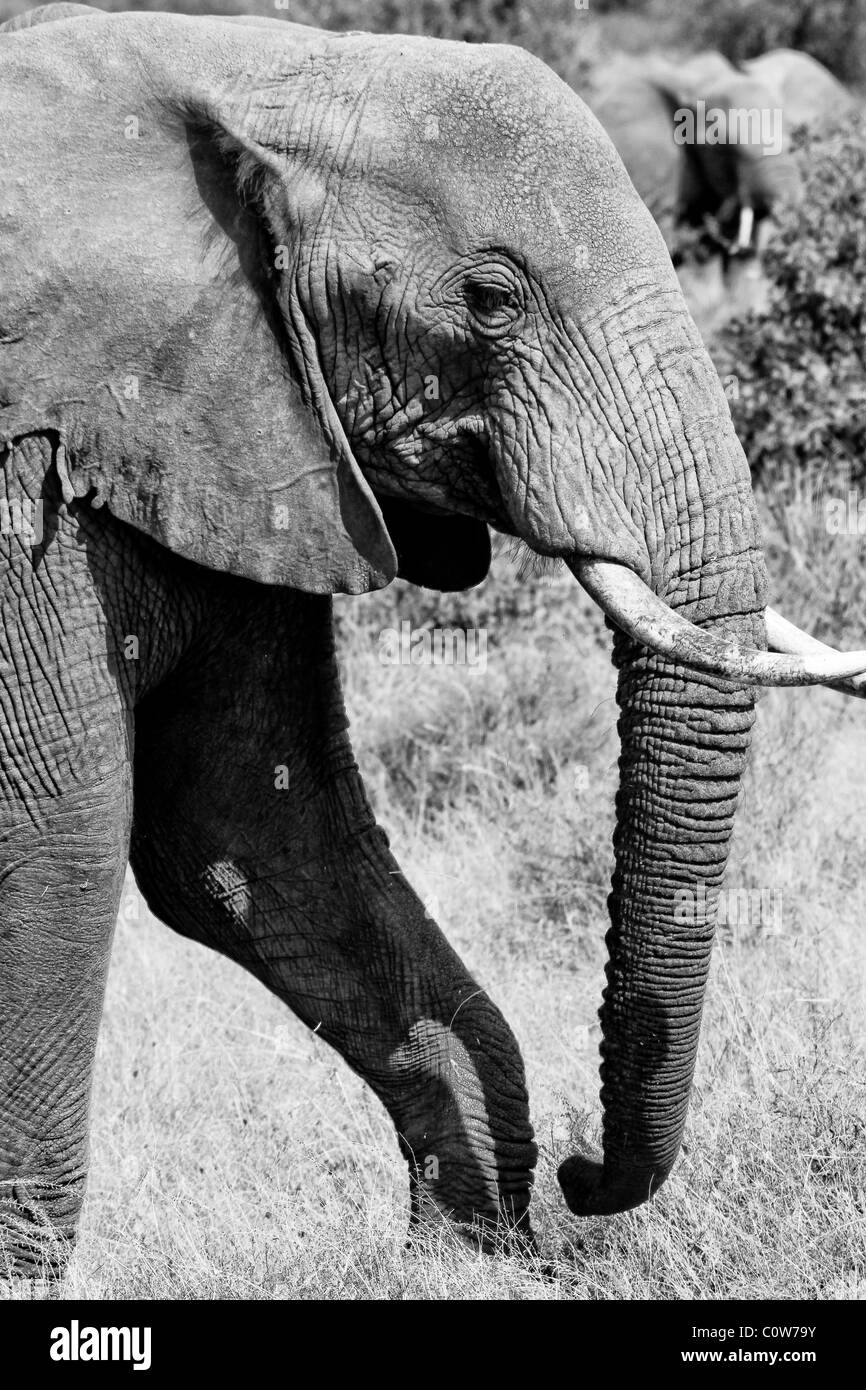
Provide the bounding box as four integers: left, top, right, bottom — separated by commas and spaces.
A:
736, 204, 755, 251
765, 607, 866, 699
571, 559, 866, 686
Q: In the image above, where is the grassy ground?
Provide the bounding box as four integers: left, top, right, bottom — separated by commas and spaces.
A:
35, 498, 863, 1301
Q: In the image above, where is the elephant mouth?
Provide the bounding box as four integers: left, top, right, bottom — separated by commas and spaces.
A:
388, 413, 866, 693
400, 415, 513, 528
572, 557, 866, 691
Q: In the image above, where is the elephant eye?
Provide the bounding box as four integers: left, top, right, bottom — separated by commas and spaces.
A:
464, 277, 521, 332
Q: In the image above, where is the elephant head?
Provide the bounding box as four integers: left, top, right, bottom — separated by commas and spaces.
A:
2, 10, 863, 1222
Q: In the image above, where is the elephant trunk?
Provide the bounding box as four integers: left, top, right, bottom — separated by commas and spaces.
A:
558, 609, 758, 1214
502, 291, 853, 1216
560, 571, 865, 1215
557, 344, 768, 1213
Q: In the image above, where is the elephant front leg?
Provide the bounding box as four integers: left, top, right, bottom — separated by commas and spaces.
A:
0, 800, 129, 1280
129, 590, 536, 1248
131, 783, 536, 1247
279, 803, 538, 1242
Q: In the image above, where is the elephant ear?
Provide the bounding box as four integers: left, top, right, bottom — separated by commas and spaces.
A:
0, 17, 396, 595
377, 498, 491, 591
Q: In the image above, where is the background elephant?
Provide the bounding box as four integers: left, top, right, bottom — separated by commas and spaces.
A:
589, 49, 803, 262
742, 47, 859, 131
586, 53, 685, 249
1, 6, 863, 1277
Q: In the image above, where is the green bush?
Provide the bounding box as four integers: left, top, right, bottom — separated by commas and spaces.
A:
718, 119, 866, 495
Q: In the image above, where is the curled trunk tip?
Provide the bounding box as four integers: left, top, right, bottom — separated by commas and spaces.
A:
557, 1153, 671, 1216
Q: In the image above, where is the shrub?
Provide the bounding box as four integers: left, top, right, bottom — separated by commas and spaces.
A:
718, 118, 866, 497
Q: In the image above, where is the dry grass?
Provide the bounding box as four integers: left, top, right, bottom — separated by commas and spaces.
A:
34, 505, 864, 1301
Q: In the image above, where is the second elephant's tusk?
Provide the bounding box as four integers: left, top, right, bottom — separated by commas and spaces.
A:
736, 204, 755, 252
765, 607, 866, 699
571, 559, 866, 687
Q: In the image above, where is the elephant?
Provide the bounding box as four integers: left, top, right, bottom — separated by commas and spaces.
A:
2, 6, 865, 1279
742, 48, 859, 133
589, 48, 811, 263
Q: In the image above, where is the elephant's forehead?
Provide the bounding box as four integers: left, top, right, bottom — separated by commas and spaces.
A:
358, 39, 618, 179
343, 40, 652, 281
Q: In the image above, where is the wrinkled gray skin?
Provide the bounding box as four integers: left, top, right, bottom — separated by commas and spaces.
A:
590, 50, 805, 260
1, 6, 782, 1275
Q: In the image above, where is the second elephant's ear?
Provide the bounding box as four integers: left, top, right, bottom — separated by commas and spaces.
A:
378, 498, 491, 591
0, 16, 396, 595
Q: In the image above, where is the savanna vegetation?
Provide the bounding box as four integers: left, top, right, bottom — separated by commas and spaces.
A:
1, 0, 863, 1300
723, 120, 866, 498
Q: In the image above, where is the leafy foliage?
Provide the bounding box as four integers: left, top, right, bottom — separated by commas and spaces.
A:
719, 119, 866, 492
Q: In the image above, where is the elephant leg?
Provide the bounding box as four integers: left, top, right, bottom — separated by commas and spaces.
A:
0, 451, 134, 1278
0, 799, 129, 1278
129, 591, 537, 1242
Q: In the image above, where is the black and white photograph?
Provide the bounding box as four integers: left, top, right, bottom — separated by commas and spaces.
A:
0, 0, 863, 1339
